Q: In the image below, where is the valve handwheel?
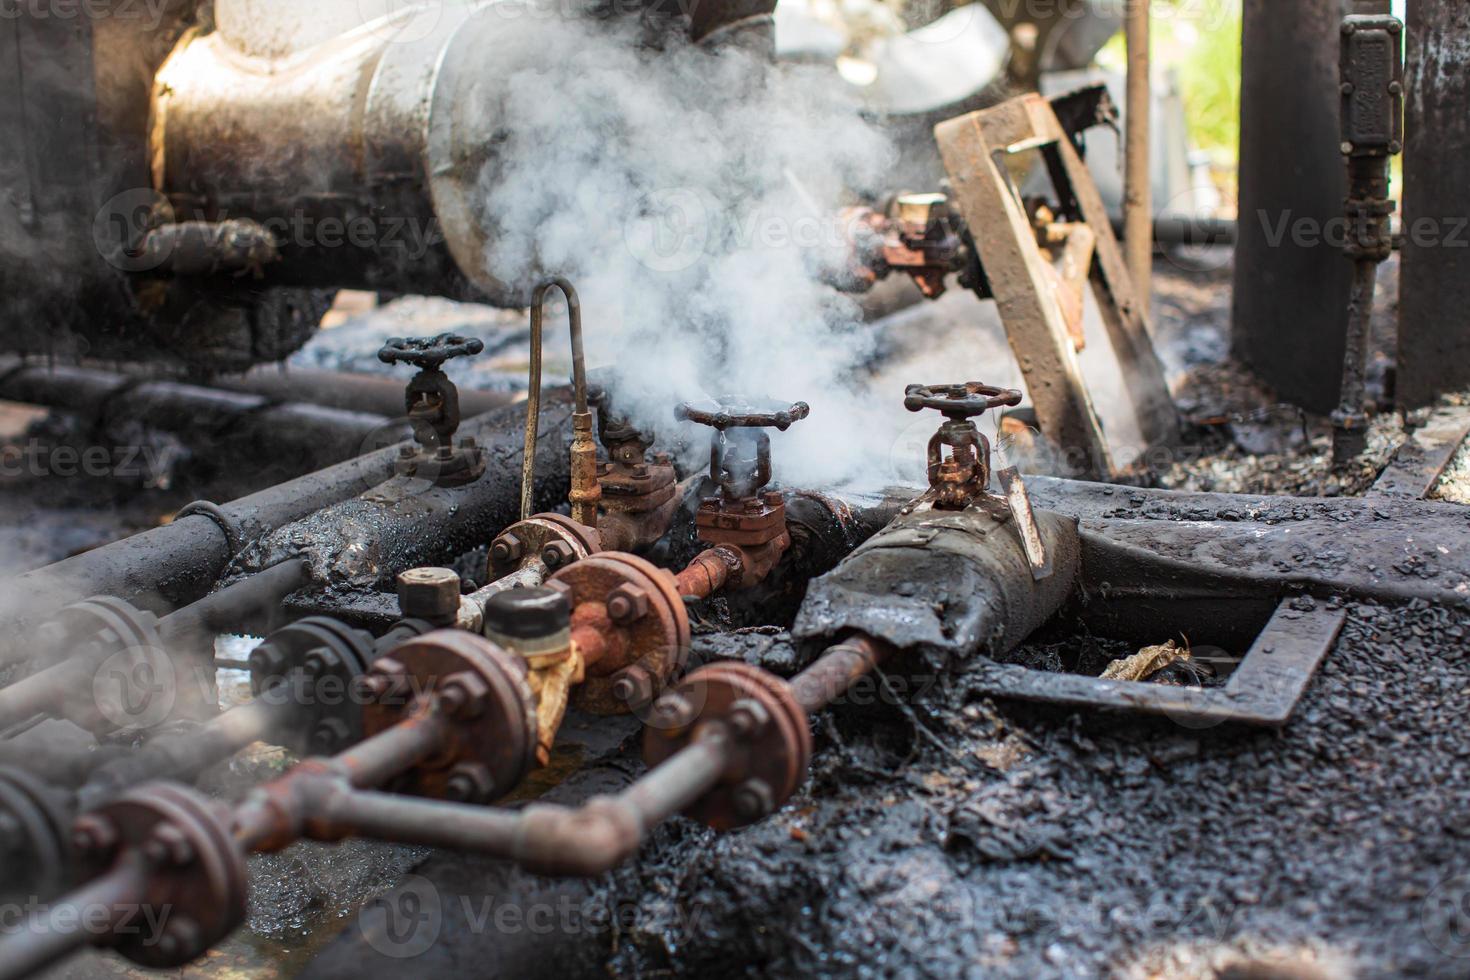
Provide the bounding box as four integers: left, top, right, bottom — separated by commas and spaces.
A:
378, 333, 485, 371
676, 398, 811, 432
903, 382, 1022, 420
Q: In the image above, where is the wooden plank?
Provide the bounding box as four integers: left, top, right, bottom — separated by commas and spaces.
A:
935, 107, 1115, 481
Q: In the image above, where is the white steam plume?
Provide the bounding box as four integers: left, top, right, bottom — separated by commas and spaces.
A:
475, 12, 911, 491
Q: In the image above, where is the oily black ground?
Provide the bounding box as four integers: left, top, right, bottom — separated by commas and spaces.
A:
302, 599, 1470, 980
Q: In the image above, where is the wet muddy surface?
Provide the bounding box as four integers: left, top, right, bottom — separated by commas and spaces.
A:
5, 256, 1470, 979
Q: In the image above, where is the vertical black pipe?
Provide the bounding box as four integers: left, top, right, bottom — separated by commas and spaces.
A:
1398, 0, 1470, 408
1233, 0, 1355, 413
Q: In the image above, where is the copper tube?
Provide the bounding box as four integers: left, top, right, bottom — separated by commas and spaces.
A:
521, 277, 597, 524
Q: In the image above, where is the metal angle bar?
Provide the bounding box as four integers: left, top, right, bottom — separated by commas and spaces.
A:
962, 600, 1345, 728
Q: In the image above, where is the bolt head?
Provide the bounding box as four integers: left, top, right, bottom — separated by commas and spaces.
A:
727, 698, 771, 739
606, 585, 650, 625
491, 533, 525, 565
610, 665, 655, 708
397, 567, 462, 621
541, 540, 577, 569
650, 693, 694, 730
731, 779, 775, 821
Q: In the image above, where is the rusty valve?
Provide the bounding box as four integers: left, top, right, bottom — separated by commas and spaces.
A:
593, 388, 682, 553
904, 382, 1021, 510
378, 332, 486, 486
673, 397, 811, 597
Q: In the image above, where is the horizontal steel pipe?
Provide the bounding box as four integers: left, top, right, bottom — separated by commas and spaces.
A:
0, 391, 575, 651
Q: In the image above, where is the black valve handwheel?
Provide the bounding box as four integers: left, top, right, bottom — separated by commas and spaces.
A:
676, 398, 811, 432
378, 333, 485, 371
903, 383, 1022, 420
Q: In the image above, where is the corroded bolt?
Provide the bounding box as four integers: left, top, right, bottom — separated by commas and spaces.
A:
650, 693, 694, 730
397, 567, 462, 622
72, 815, 118, 856
610, 665, 656, 709
437, 671, 489, 720
732, 779, 775, 821
150, 823, 195, 867
606, 585, 650, 625
311, 718, 351, 753
727, 698, 771, 740
491, 533, 525, 566
443, 763, 494, 803
541, 540, 577, 570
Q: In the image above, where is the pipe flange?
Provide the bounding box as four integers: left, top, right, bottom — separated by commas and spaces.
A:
549, 553, 691, 715
247, 617, 379, 756
0, 767, 73, 901
643, 661, 811, 831
361, 631, 538, 803
48, 598, 171, 735
80, 783, 248, 969
488, 513, 602, 580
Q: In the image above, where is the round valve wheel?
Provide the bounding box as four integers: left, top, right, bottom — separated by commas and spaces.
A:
361, 631, 538, 803
247, 617, 380, 756
548, 552, 691, 716
489, 513, 602, 580
676, 398, 811, 432
0, 767, 72, 901
643, 661, 811, 831
79, 783, 248, 969
903, 382, 1023, 420
377, 333, 484, 370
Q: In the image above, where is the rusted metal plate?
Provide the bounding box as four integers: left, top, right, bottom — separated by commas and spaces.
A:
935, 93, 1180, 481
965, 600, 1345, 728
998, 466, 1052, 580
1368, 405, 1470, 500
